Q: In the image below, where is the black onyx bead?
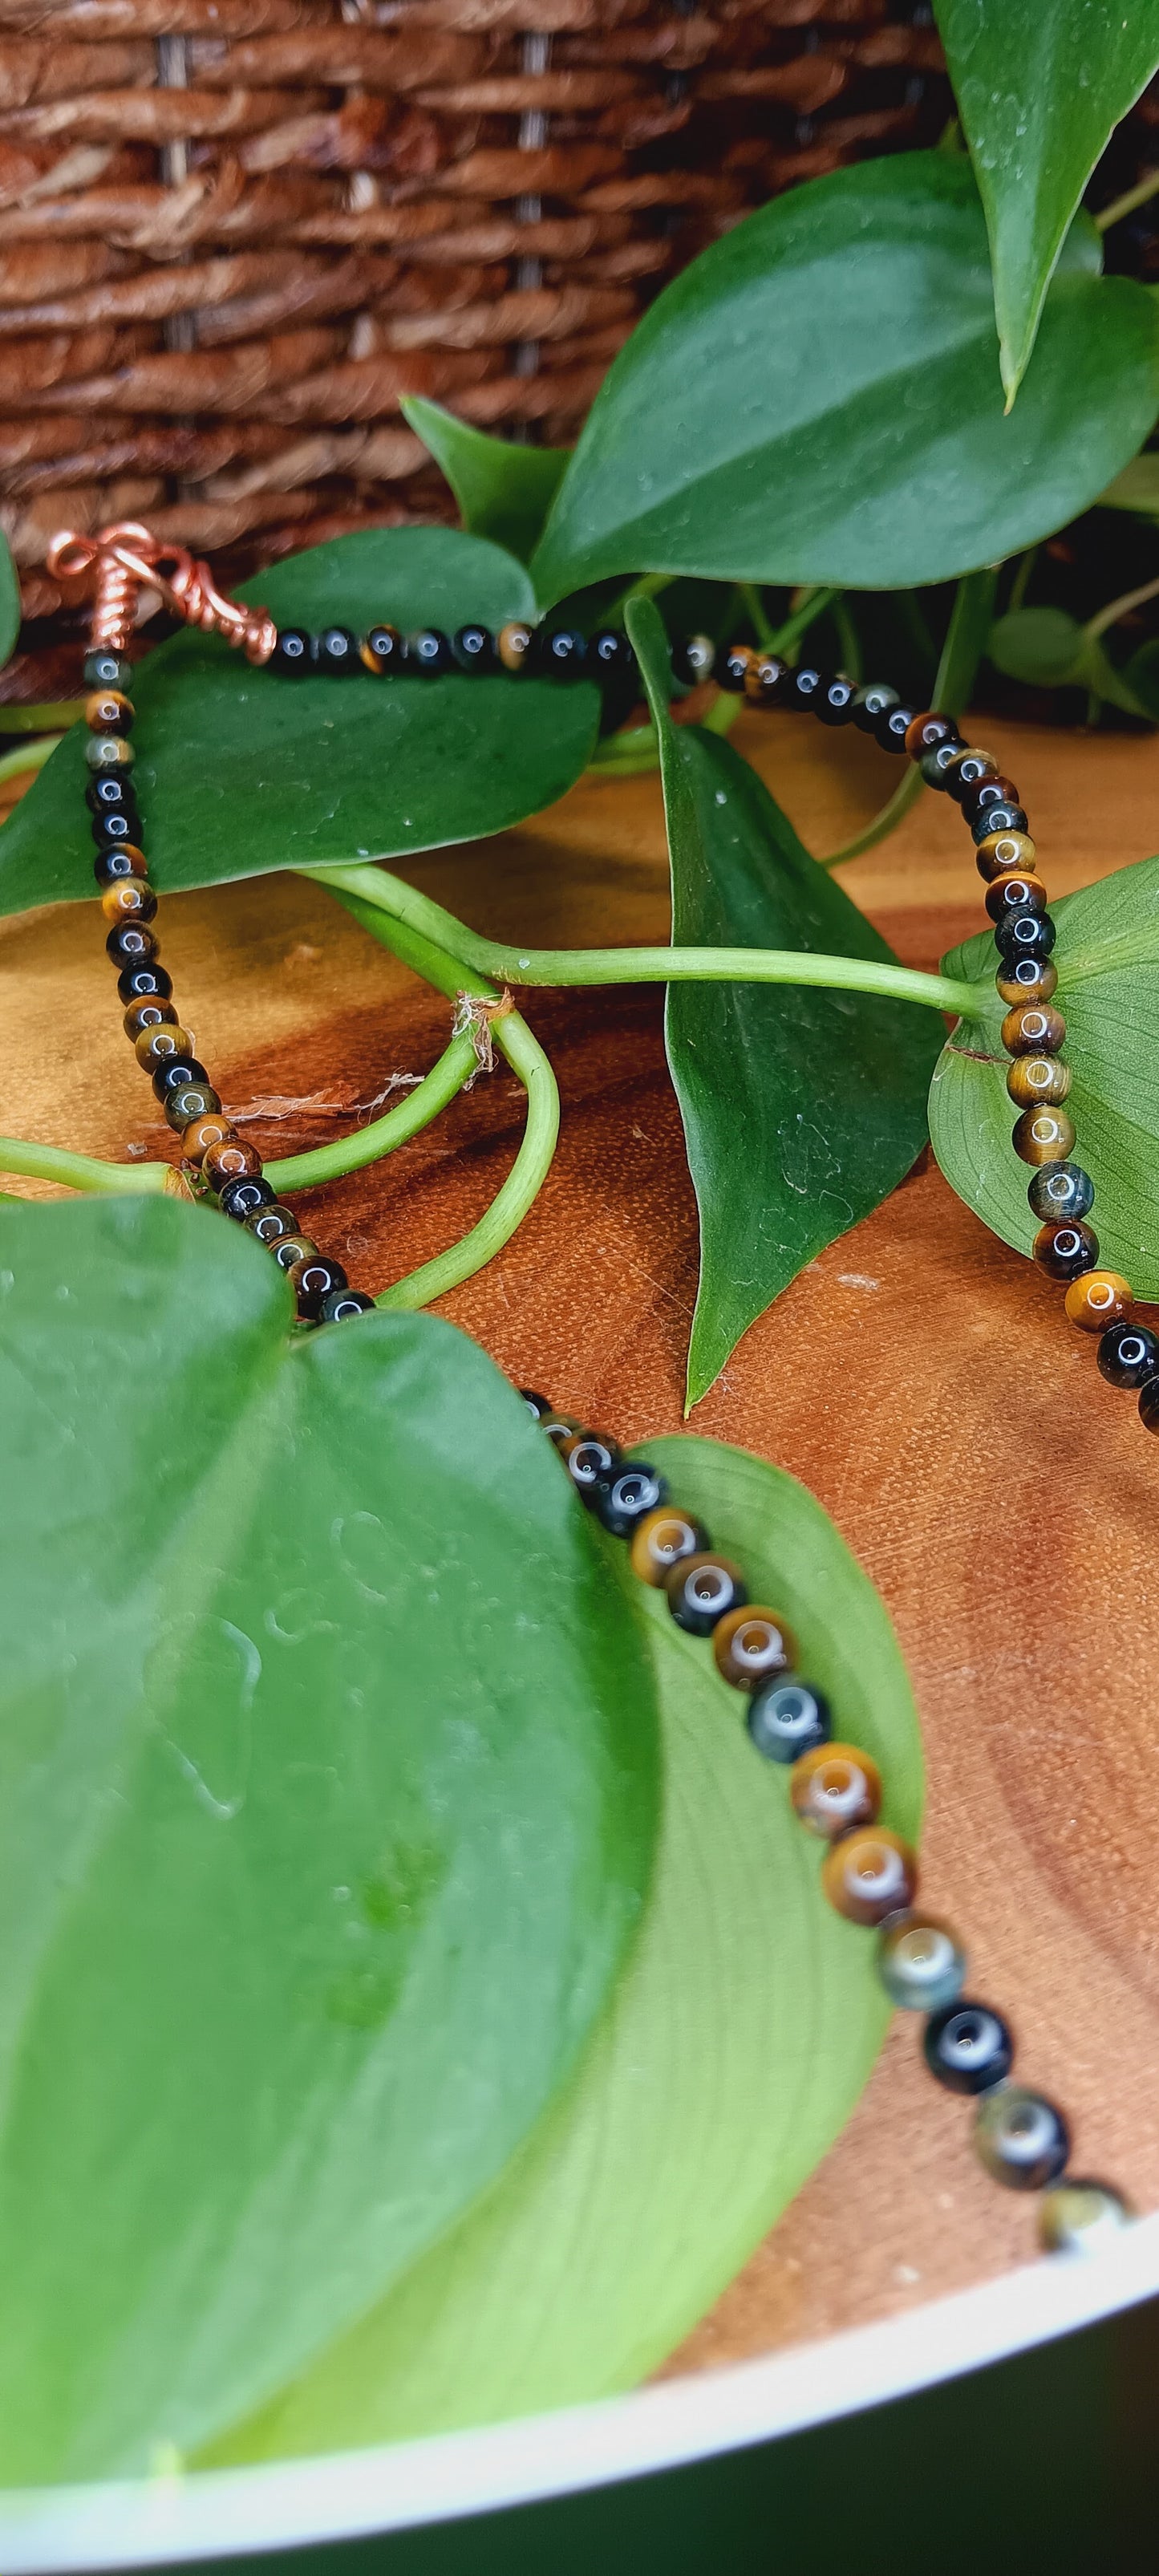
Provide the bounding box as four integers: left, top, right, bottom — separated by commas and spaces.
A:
815, 674, 857, 726
83, 648, 132, 691
270, 627, 311, 675
538, 627, 587, 676
995, 911, 1056, 963
106, 920, 158, 968
787, 663, 827, 712
218, 1174, 275, 1223
320, 1286, 375, 1323
290, 1252, 348, 1317
1139, 1377, 1159, 1434
562, 1433, 620, 1496
93, 809, 135, 846
719, 644, 754, 692
152, 1056, 209, 1102
1027, 1162, 1093, 1223
362, 624, 405, 675
923, 1999, 1014, 2095
94, 845, 143, 886
852, 682, 898, 733
312, 625, 359, 675
972, 802, 1028, 844
591, 1463, 668, 1538
748, 1677, 831, 1765
452, 624, 497, 671
118, 961, 172, 1005
946, 749, 997, 801
590, 630, 636, 679
520, 1388, 554, 1421
672, 633, 715, 685
86, 771, 138, 818
666, 1552, 747, 1637
1099, 1321, 1159, 1389
920, 739, 966, 789
876, 702, 918, 753
408, 628, 454, 674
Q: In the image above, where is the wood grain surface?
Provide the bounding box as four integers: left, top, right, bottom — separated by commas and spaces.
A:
2, 705, 1158, 2371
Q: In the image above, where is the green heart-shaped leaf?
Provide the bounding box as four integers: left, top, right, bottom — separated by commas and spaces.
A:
987, 606, 1149, 717
934, 0, 1159, 401
204, 1431, 922, 2464
930, 854, 1159, 1288
402, 397, 569, 568
627, 597, 942, 1410
530, 155, 1159, 604
0, 527, 600, 920
0, 1195, 657, 2481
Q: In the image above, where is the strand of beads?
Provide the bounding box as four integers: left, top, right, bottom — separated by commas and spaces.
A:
81, 647, 375, 1329
521, 1393, 1131, 2257
265, 617, 647, 684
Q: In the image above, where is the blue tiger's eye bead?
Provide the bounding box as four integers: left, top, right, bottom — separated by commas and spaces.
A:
974, 2086, 1069, 2191
924, 1999, 1013, 2095
85, 732, 135, 772
1027, 1162, 1094, 1223
852, 681, 898, 732
269, 627, 311, 675
408, 628, 454, 674
591, 1464, 668, 1538
747, 1677, 831, 1764
1039, 2179, 1132, 2253
877, 1913, 966, 2012
920, 738, 964, 788
83, 647, 133, 691
972, 802, 1030, 844
1098, 1321, 1159, 1388
815, 673, 857, 725
665, 1552, 746, 1636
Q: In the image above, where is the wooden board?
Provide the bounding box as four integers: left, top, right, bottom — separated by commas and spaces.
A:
2, 705, 1158, 2373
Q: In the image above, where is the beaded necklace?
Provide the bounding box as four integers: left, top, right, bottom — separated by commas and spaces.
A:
44, 518, 1136, 2267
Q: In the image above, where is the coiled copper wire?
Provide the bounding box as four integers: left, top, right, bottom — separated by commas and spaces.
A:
45, 523, 277, 664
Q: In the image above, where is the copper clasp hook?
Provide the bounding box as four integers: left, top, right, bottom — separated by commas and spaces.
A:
46, 521, 277, 665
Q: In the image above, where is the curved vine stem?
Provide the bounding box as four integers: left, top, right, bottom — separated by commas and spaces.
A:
0, 734, 64, 789
265, 1030, 476, 1192
0, 1138, 166, 1195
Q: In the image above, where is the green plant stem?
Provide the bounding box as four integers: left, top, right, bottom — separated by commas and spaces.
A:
305, 862, 985, 1020
1084, 569, 1159, 643
767, 585, 840, 663
1096, 167, 1159, 232
0, 1139, 167, 1194
586, 722, 659, 777
739, 582, 776, 650
819, 763, 925, 868
700, 689, 742, 737
818, 563, 996, 870
0, 702, 82, 733
265, 1032, 477, 1192
1008, 545, 1038, 614
314, 882, 561, 1307
0, 733, 63, 786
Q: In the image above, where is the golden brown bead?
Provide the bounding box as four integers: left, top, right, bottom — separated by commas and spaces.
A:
99, 878, 156, 927
497, 621, 533, 673
1012, 1106, 1077, 1166
84, 688, 133, 734
995, 958, 1058, 1007
712, 1605, 797, 1690
1033, 1218, 1098, 1280
134, 1022, 193, 1075
789, 1742, 881, 1840
123, 996, 177, 1043
1064, 1269, 1134, 1333
1001, 1000, 1066, 1057
203, 1135, 262, 1193
903, 710, 958, 759
743, 653, 788, 707
629, 1504, 708, 1588
821, 1827, 918, 1926
984, 870, 1048, 926
976, 828, 1036, 882
181, 1113, 236, 1166
1006, 1054, 1072, 1109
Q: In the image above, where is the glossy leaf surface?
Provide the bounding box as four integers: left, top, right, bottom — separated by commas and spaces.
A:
401, 398, 569, 566
930, 854, 1159, 1290
530, 156, 1159, 603
934, 0, 1159, 400
0, 1196, 657, 2480
207, 1433, 922, 2464
628, 597, 941, 1410
0, 528, 600, 919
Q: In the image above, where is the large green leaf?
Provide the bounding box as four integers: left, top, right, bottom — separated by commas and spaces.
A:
0, 531, 19, 670
987, 604, 1153, 717
934, 0, 1159, 404
0, 527, 600, 919
205, 1431, 922, 2464
0, 1195, 657, 2481
402, 397, 569, 568
530, 155, 1159, 605
930, 854, 1159, 1290
626, 597, 942, 1410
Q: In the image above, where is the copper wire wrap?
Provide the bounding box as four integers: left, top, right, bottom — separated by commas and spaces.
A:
45, 524, 278, 666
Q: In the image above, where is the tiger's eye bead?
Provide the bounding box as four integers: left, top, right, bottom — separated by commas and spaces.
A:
164, 1081, 221, 1131
748, 1677, 831, 1763
904, 710, 959, 760
124, 996, 177, 1041
943, 746, 997, 801
877, 1913, 966, 2011
996, 955, 1058, 1006
719, 643, 756, 693
360, 623, 405, 675
271, 1232, 319, 1273
245, 1202, 300, 1245
95, 842, 148, 888
203, 1135, 263, 1193
672, 633, 715, 685
408, 628, 454, 675
182, 1112, 234, 1164
537, 627, 587, 676
1028, 1161, 1092, 1223
1039, 2180, 1133, 2254
666, 1552, 747, 1637
269, 627, 311, 675
559, 1431, 621, 1496
821, 1826, 918, 1926
106, 920, 158, 968
85, 732, 135, 772
83, 647, 132, 691
1138, 1376, 1159, 1434
961, 771, 1020, 826
219, 1174, 274, 1222
497, 621, 534, 673
312, 624, 360, 675
790, 1742, 881, 1840
289, 1251, 349, 1316
712, 1606, 796, 1689
99, 878, 156, 928
320, 1286, 375, 1323
118, 960, 172, 1005
85, 688, 133, 735
1033, 1219, 1098, 1281
152, 1055, 209, 1103
995, 912, 1056, 967
1098, 1320, 1158, 1387
924, 1999, 1013, 2094
744, 652, 788, 707
977, 827, 1036, 880
985, 871, 1048, 925
1007, 1054, 1072, 1109
1064, 1269, 1133, 1333
1002, 1000, 1066, 1057
974, 2086, 1069, 2191
135, 1021, 192, 1073
815, 673, 857, 725
876, 702, 918, 752
852, 681, 898, 733
1013, 1107, 1077, 1166
592, 1463, 668, 1538
630, 1505, 709, 1587
452, 623, 497, 672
